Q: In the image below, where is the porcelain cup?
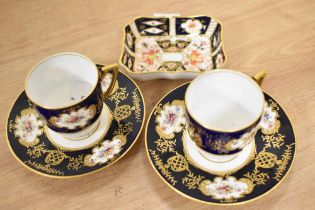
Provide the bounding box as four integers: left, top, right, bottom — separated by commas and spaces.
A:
25, 52, 118, 140
185, 69, 266, 156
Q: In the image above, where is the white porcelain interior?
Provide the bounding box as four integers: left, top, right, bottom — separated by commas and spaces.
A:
45, 104, 111, 151
26, 53, 98, 108
186, 70, 264, 131
183, 130, 255, 175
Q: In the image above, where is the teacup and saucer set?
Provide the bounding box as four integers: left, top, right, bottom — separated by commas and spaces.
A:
145, 70, 296, 205
6, 52, 145, 178
5, 14, 295, 205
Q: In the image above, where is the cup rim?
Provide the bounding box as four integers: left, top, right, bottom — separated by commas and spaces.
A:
25, 52, 99, 110
185, 69, 265, 133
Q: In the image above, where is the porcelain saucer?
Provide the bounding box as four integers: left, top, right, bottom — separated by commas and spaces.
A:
6, 65, 145, 178
145, 83, 295, 205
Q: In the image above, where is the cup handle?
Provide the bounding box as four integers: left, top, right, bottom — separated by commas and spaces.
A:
252, 70, 267, 86
99, 63, 119, 100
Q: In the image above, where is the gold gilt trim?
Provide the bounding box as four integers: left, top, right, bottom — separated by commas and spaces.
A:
109, 87, 129, 105
24, 160, 64, 176
114, 105, 132, 122
145, 82, 296, 206
149, 149, 177, 186
119, 14, 227, 75
24, 142, 86, 171
262, 133, 285, 149
274, 143, 294, 181
132, 89, 142, 122
6, 70, 146, 179
155, 138, 176, 154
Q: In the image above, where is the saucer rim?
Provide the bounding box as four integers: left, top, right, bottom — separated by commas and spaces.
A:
6, 69, 146, 179
145, 82, 296, 206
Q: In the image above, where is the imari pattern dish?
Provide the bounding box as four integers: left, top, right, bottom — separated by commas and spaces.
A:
6, 65, 145, 178
145, 83, 295, 205
120, 15, 226, 80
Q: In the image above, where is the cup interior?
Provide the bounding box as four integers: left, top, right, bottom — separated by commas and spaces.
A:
185, 70, 264, 131
25, 53, 98, 109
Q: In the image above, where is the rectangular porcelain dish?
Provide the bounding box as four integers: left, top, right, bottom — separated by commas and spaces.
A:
120, 14, 226, 80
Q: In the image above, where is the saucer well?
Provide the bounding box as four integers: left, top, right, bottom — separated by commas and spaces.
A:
145, 83, 295, 205
45, 103, 112, 151
6, 65, 145, 178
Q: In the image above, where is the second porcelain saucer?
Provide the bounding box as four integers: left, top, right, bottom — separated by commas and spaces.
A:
6, 65, 145, 178
145, 83, 295, 205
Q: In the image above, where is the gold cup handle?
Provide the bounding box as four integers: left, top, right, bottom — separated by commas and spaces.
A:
99, 63, 119, 100
252, 70, 267, 86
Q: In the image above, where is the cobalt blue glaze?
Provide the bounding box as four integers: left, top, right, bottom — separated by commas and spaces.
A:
33, 82, 103, 133
186, 111, 261, 155
175, 16, 211, 35
33, 83, 103, 133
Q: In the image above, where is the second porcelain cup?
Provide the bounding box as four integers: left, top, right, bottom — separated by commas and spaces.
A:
185, 69, 266, 156
25, 52, 118, 140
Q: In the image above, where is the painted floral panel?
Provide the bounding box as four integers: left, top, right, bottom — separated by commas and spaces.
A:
12, 108, 43, 147
199, 177, 253, 199
182, 37, 212, 71
260, 102, 280, 134
134, 37, 163, 72
49, 104, 96, 130
84, 135, 127, 166
181, 19, 203, 35
156, 100, 186, 139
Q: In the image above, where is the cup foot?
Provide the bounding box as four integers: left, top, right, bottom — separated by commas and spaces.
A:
183, 130, 255, 175
45, 104, 112, 151
197, 147, 240, 163
61, 116, 101, 140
